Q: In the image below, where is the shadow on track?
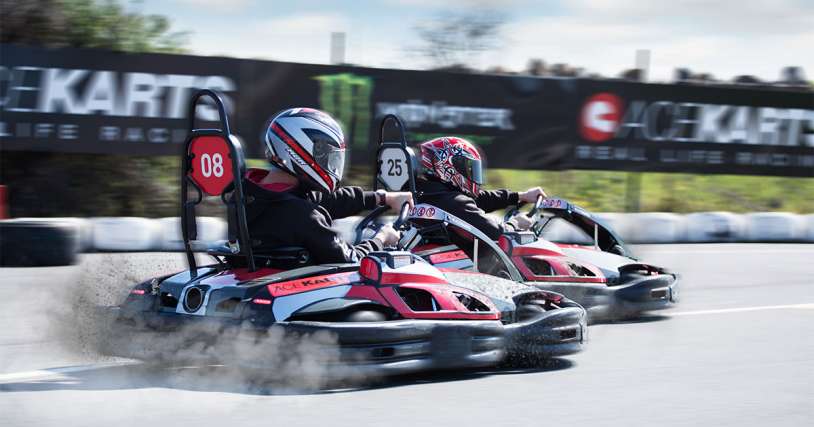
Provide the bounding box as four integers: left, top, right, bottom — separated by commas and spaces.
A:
591, 314, 671, 325
0, 358, 574, 396
345, 357, 575, 394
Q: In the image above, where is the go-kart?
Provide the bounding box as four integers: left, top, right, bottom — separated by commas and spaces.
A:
495, 197, 678, 321
364, 115, 678, 323
99, 92, 585, 379
354, 115, 586, 357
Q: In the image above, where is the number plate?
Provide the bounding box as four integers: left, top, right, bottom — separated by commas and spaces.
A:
189, 135, 234, 196
541, 198, 568, 210
407, 204, 445, 220
378, 146, 409, 191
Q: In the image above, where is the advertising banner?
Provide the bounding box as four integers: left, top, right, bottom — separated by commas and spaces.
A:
572, 79, 814, 176
244, 61, 577, 167
0, 44, 241, 156
2, 44, 812, 176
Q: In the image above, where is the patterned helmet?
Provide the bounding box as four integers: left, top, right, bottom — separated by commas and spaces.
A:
263, 108, 346, 193
419, 136, 484, 196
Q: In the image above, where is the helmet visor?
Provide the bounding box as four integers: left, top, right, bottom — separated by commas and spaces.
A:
452, 155, 483, 185
313, 141, 346, 180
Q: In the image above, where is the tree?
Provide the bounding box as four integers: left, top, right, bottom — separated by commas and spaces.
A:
0, 0, 67, 46
413, 10, 506, 70
0, 0, 187, 52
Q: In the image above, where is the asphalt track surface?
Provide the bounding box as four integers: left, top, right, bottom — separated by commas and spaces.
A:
1, 245, 812, 427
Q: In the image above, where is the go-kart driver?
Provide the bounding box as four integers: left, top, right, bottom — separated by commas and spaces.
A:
416, 136, 546, 241
245, 108, 412, 264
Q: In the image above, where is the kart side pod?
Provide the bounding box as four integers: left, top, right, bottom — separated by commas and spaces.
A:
359, 251, 418, 284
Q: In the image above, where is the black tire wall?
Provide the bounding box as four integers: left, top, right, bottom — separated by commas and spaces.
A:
0, 221, 79, 267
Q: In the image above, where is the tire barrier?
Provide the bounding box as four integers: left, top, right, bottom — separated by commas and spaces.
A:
593, 213, 632, 242
745, 213, 807, 242
158, 217, 227, 251
539, 218, 594, 244
0, 219, 80, 266
335, 212, 813, 245
627, 213, 687, 244
2, 212, 812, 267
805, 215, 814, 242
91, 217, 163, 251
685, 212, 747, 243
12, 217, 93, 252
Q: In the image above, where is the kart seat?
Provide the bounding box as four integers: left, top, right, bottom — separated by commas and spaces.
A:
207, 240, 312, 270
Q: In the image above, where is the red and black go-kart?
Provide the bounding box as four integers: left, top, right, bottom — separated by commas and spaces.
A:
355, 115, 587, 353
494, 197, 680, 321
99, 92, 586, 378
363, 115, 678, 323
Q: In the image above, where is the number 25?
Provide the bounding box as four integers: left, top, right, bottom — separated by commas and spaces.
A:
387, 158, 403, 176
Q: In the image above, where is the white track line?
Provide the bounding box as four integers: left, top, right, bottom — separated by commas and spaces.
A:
0, 361, 139, 384
637, 249, 814, 255
669, 303, 814, 317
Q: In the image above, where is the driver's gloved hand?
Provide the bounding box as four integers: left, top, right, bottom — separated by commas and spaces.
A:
374, 224, 401, 247
378, 191, 414, 211
519, 187, 547, 204
509, 214, 534, 231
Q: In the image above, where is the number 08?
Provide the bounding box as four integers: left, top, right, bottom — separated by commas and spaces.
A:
200, 153, 224, 178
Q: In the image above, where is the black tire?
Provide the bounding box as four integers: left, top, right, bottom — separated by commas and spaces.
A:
0, 220, 79, 266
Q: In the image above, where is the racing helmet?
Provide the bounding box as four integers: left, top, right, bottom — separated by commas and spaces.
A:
263, 108, 346, 193
419, 136, 484, 196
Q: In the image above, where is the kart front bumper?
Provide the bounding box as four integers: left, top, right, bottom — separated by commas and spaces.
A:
97, 307, 506, 377
530, 274, 679, 323
505, 306, 587, 358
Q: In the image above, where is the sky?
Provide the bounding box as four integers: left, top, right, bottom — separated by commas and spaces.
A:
135, 0, 814, 82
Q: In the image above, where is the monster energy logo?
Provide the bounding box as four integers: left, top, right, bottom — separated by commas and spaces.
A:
314, 73, 373, 149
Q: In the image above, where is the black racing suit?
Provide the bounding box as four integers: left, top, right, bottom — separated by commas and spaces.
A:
243, 169, 383, 265
415, 177, 521, 276
416, 177, 521, 240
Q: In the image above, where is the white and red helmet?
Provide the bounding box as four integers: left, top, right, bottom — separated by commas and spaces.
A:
263, 108, 346, 193
420, 136, 484, 196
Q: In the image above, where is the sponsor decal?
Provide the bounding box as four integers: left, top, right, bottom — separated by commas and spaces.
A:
0, 65, 236, 146
579, 92, 814, 147
314, 74, 514, 148
314, 73, 373, 149
429, 250, 469, 264
0, 66, 235, 119
267, 271, 357, 297
541, 198, 567, 209
408, 205, 438, 218
580, 93, 623, 142
377, 101, 514, 131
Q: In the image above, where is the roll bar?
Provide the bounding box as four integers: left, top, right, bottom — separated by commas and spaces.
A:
181, 89, 256, 275
373, 114, 417, 196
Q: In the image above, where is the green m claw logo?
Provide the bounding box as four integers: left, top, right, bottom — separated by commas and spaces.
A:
314, 73, 373, 149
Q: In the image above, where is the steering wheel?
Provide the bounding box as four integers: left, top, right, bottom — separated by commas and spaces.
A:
504, 194, 545, 223
353, 202, 413, 247
354, 205, 389, 245
392, 201, 411, 231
